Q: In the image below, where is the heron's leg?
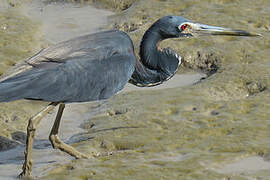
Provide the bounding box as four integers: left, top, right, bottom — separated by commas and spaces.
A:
19, 102, 58, 178
49, 103, 89, 159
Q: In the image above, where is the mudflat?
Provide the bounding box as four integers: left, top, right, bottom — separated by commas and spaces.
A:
0, 0, 269, 179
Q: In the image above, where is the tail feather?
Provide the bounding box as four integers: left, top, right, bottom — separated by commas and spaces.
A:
0, 81, 28, 102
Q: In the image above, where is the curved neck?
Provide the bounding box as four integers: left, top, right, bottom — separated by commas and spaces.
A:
139, 26, 163, 70
129, 25, 180, 87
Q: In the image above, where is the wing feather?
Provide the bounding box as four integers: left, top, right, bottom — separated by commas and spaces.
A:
0, 54, 135, 103
0, 30, 133, 82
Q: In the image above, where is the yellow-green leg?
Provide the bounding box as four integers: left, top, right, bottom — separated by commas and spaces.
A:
49, 103, 89, 159
19, 102, 58, 178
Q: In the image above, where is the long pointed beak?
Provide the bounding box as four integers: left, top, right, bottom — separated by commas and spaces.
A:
183, 22, 261, 37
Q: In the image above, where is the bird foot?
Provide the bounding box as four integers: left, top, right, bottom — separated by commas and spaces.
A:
49, 134, 93, 159
18, 171, 33, 180
18, 151, 34, 179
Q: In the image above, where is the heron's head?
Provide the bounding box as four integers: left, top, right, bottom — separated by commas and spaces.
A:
155, 16, 260, 38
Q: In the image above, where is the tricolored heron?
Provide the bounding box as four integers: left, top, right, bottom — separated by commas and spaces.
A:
0, 16, 259, 178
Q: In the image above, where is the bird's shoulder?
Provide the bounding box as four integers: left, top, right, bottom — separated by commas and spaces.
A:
27, 30, 134, 64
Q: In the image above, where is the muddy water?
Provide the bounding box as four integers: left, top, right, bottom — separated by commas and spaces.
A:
0, 0, 270, 179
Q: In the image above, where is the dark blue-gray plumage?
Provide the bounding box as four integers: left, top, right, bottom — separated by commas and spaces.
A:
0, 16, 258, 103
0, 31, 135, 102
0, 16, 258, 178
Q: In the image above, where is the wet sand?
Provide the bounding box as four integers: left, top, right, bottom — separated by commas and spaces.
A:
0, 0, 114, 179
0, 102, 107, 179
0, 0, 206, 179
22, 0, 113, 44
0, 0, 270, 179
39, 1, 270, 179
215, 156, 270, 174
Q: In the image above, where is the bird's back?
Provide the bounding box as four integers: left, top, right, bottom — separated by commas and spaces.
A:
1, 30, 134, 81
0, 30, 136, 103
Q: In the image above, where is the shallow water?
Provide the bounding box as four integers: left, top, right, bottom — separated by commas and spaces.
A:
0, 0, 270, 179
22, 0, 113, 44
